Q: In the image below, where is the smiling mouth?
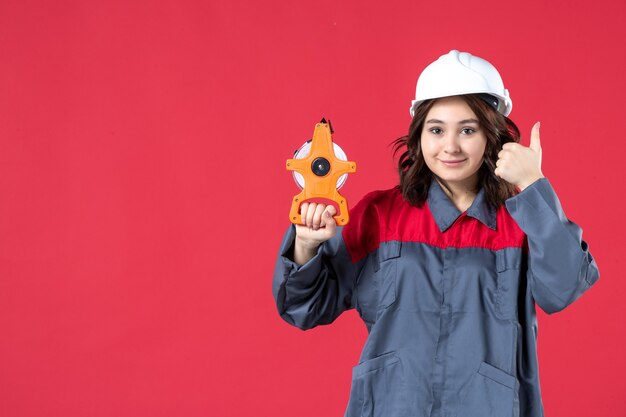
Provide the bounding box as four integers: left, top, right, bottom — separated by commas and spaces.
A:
440, 159, 467, 165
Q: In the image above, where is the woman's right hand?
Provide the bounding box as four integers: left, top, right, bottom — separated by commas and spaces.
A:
293, 202, 337, 265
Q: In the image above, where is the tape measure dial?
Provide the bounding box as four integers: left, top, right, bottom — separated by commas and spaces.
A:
292, 141, 349, 190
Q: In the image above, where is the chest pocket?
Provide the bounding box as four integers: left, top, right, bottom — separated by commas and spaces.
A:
495, 250, 522, 320
373, 241, 401, 311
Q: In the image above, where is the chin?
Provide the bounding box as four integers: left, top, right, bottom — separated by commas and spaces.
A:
433, 170, 481, 187
435, 172, 472, 182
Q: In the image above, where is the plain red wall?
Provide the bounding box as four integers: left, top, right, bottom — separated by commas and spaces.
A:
1, 0, 624, 416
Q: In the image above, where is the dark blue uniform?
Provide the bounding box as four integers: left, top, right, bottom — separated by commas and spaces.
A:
273, 179, 599, 417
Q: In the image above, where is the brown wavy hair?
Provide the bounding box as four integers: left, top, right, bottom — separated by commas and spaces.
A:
392, 94, 521, 209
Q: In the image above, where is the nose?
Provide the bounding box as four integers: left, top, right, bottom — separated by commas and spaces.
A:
443, 133, 461, 153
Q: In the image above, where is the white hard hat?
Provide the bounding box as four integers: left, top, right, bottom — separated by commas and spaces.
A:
409, 50, 512, 117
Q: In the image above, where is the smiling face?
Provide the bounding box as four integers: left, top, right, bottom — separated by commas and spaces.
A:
420, 96, 487, 193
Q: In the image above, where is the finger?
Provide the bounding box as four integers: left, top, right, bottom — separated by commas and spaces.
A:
322, 206, 337, 236
323, 205, 338, 224
494, 166, 502, 178
497, 149, 511, 160
312, 203, 326, 230
305, 202, 317, 228
300, 202, 309, 224
529, 121, 541, 153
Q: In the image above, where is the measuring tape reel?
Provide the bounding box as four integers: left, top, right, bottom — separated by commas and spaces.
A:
286, 119, 357, 226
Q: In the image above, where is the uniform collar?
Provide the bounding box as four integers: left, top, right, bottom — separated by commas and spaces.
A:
427, 179, 497, 232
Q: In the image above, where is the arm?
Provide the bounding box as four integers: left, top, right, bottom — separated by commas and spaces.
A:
496, 122, 599, 313
505, 178, 600, 313
272, 224, 363, 330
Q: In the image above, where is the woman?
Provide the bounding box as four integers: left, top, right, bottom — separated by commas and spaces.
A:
272, 50, 599, 417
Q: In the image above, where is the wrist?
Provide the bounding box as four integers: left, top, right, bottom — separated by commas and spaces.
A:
293, 235, 321, 266
295, 235, 321, 254
517, 175, 544, 191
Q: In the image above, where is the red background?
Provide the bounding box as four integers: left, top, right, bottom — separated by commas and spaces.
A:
1, 1, 624, 416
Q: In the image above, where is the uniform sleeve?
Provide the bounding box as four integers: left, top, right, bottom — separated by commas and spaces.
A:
505, 178, 600, 314
272, 226, 367, 331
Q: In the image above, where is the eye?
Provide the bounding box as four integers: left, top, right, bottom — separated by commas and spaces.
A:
461, 127, 477, 135
429, 127, 443, 135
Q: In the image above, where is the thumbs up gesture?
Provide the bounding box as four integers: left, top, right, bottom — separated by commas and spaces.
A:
495, 122, 545, 191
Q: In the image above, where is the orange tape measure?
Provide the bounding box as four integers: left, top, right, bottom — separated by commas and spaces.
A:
286, 119, 357, 225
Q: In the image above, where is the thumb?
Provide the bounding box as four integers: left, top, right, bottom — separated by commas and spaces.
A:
529, 121, 541, 153
323, 205, 338, 232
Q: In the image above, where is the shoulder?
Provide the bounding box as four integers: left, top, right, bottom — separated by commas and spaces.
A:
343, 187, 410, 263
359, 186, 402, 202
354, 186, 406, 212
349, 186, 407, 224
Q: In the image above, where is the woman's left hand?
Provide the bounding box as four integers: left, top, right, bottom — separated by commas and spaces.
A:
495, 121, 544, 191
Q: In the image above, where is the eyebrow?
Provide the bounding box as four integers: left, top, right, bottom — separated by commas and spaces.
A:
426, 118, 480, 124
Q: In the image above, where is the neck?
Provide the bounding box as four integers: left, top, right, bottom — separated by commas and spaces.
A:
436, 177, 479, 212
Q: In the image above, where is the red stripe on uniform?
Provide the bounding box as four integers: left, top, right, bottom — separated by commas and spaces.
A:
343, 187, 526, 264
